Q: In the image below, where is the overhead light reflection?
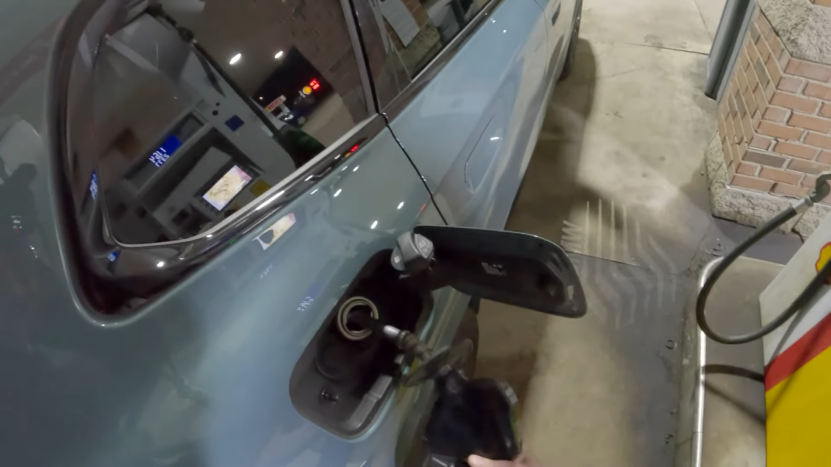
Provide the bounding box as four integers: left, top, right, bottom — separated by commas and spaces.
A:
156, 261, 165, 268
397, 201, 404, 210
503, 29, 507, 33
490, 136, 500, 141
334, 189, 342, 197
229, 53, 242, 65
311, 188, 319, 195
370, 220, 378, 229
353, 165, 359, 172
275, 50, 284, 59
207, 234, 213, 238
256, 190, 285, 210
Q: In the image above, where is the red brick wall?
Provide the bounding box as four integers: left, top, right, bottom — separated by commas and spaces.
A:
719, 8, 831, 202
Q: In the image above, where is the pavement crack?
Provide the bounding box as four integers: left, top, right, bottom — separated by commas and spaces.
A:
597, 67, 644, 80
616, 41, 710, 56
690, 0, 715, 41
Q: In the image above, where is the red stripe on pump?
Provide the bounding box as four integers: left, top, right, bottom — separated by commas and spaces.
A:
766, 310, 831, 391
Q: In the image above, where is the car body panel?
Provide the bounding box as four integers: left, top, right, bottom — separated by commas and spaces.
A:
0, 96, 457, 465
534, 0, 570, 74
0, 0, 575, 464
387, 0, 550, 230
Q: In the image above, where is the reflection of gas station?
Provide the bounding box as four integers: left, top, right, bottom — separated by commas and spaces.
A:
65, 1, 831, 466
251, 43, 355, 146
84, 13, 307, 243
71, 0, 390, 246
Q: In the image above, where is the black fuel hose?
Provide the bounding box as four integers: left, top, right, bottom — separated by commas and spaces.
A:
696, 199, 831, 344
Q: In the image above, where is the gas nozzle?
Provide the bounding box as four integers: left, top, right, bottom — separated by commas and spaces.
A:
811, 171, 831, 203
345, 310, 451, 380
351, 309, 520, 462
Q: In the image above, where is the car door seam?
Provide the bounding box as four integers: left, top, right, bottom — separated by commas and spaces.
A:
381, 112, 449, 225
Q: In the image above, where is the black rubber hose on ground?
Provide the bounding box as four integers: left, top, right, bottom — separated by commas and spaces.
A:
696, 206, 831, 344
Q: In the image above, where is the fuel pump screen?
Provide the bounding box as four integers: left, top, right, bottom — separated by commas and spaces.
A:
202, 166, 252, 210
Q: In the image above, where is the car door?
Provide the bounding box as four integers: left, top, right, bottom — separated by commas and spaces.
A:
353, 0, 551, 230
0, 1, 468, 466
533, 0, 572, 75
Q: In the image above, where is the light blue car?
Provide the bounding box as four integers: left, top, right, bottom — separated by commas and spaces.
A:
0, 0, 581, 464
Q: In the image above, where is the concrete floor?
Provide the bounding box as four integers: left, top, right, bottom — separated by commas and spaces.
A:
471, 0, 761, 464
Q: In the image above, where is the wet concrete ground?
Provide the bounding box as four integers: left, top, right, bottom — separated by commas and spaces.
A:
473, 0, 803, 464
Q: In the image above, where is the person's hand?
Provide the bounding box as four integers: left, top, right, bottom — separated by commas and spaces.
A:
467, 453, 543, 467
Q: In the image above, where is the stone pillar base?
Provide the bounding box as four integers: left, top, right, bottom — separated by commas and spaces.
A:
705, 133, 830, 235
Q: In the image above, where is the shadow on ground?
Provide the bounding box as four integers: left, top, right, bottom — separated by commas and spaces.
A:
476, 37, 721, 466
505, 39, 600, 245
475, 38, 598, 403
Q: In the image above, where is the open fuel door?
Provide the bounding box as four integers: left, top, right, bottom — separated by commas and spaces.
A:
393, 225, 587, 318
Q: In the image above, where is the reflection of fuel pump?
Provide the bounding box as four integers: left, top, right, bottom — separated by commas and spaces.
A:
696, 172, 831, 465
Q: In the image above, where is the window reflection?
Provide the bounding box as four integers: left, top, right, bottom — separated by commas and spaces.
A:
69, 0, 369, 245
359, 0, 489, 107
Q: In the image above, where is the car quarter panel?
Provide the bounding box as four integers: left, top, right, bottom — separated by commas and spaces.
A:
0, 24, 447, 463
387, 0, 549, 230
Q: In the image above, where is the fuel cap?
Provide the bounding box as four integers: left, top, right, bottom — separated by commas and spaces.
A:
391, 231, 434, 275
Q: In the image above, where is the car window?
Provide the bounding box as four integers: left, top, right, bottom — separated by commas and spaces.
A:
68, 1, 369, 245
357, 0, 490, 107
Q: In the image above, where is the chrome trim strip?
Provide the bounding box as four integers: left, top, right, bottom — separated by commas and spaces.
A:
48, 1, 389, 313
692, 257, 723, 467
109, 116, 386, 302
381, 0, 506, 120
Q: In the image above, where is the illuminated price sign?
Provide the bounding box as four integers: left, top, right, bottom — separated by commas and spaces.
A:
149, 135, 183, 168
302, 79, 321, 96
89, 170, 98, 200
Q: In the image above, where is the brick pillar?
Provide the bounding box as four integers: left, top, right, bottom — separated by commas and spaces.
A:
718, 7, 831, 204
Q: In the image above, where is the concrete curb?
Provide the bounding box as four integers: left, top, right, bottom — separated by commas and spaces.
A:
758, 0, 831, 65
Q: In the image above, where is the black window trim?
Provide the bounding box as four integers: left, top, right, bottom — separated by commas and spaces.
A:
48, 0, 388, 316
340, 0, 379, 115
